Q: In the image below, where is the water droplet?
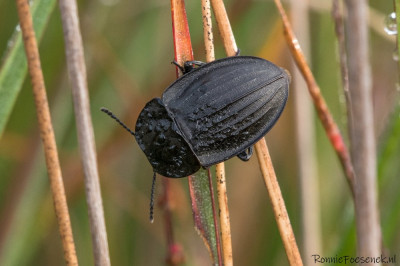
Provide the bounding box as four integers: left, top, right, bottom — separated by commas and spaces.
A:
384, 12, 397, 35
15, 24, 21, 32
7, 39, 15, 48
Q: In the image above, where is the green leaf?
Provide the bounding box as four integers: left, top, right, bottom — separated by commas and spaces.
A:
0, 0, 57, 138
188, 170, 219, 265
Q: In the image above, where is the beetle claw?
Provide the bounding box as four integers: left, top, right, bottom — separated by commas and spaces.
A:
237, 146, 253, 161
235, 48, 241, 56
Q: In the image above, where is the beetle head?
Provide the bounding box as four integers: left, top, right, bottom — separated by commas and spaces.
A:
135, 98, 201, 178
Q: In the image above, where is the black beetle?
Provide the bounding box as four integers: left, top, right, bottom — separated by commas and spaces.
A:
102, 56, 289, 178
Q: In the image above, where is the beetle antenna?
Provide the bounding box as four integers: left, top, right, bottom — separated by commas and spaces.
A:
100, 107, 135, 137
149, 172, 157, 223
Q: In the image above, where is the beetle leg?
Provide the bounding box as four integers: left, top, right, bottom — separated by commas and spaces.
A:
237, 146, 253, 161
171, 60, 186, 73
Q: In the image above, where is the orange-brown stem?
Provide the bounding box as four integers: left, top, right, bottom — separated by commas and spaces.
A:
15, 0, 78, 265
211, 0, 303, 264
274, 0, 355, 197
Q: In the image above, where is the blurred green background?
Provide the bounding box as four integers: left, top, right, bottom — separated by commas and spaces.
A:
0, 0, 399, 265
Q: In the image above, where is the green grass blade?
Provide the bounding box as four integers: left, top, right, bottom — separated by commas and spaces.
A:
0, 0, 57, 138
189, 170, 219, 264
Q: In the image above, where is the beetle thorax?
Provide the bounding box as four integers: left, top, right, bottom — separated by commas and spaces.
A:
134, 98, 200, 178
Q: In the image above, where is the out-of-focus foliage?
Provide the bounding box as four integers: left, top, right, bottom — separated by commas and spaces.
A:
0, 0, 398, 265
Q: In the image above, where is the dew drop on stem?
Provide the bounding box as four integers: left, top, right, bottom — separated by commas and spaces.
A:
384, 12, 397, 35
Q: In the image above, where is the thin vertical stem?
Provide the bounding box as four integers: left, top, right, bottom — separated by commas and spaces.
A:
332, 0, 352, 125
210, 0, 237, 56
161, 178, 184, 265
170, 0, 194, 70
290, 0, 322, 263
210, 1, 303, 264
202, 0, 215, 62
166, 0, 194, 264
255, 139, 303, 266
273, 0, 355, 197
215, 163, 233, 265
15, 0, 78, 265
332, 0, 354, 155
202, 0, 233, 264
344, 0, 381, 261
58, 1, 110, 265
207, 169, 223, 266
